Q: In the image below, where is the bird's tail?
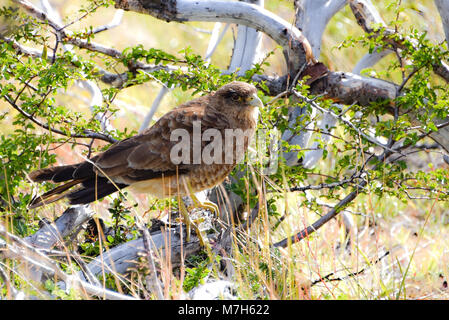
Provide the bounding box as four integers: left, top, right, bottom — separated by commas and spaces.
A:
28, 178, 85, 209
28, 163, 127, 208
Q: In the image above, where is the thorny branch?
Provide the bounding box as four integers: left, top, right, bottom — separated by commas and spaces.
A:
291, 90, 399, 154
272, 122, 433, 247
349, 0, 449, 83
4, 94, 117, 143
311, 250, 390, 286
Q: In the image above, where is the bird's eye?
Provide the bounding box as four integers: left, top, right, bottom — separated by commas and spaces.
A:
231, 93, 240, 101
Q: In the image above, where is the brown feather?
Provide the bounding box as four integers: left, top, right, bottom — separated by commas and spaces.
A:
29, 179, 85, 208
28, 81, 261, 208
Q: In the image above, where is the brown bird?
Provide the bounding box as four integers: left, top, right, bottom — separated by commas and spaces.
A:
28, 81, 262, 212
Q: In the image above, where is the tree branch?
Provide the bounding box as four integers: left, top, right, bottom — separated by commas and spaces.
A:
26, 206, 94, 248
82, 227, 203, 278
114, 0, 315, 73
228, 0, 264, 75
4, 94, 118, 143
0, 223, 137, 300
349, 0, 449, 83
273, 180, 366, 248
295, 0, 347, 58
285, 1, 347, 168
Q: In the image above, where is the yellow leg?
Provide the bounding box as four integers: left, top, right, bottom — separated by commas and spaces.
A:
179, 197, 208, 247
189, 194, 219, 218
178, 199, 191, 242
177, 181, 219, 250
184, 181, 219, 217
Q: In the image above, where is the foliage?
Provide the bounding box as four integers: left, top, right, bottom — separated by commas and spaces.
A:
182, 258, 211, 292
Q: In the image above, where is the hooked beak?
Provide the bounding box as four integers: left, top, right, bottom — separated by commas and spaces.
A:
248, 92, 263, 108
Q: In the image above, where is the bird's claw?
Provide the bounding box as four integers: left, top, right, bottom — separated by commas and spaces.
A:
179, 199, 209, 248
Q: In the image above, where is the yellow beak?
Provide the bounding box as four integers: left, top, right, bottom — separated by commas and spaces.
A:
248, 93, 263, 108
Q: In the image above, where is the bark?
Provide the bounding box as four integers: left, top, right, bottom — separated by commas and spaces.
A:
26, 206, 94, 248
309, 71, 397, 106
82, 227, 202, 278
228, 0, 264, 75
295, 0, 347, 58
281, 0, 347, 167
256, 69, 398, 106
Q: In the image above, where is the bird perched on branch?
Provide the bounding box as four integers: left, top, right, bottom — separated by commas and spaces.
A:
28, 81, 262, 239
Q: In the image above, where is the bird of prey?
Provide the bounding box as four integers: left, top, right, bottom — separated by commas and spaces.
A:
28, 81, 262, 220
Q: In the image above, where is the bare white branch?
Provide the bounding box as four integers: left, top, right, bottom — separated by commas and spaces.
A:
26, 206, 94, 248
352, 47, 393, 75
435, 0, 449, 44
82, 228, 202, 278
282, 0, 347, 167
302, 112, 338, 169
91, 9, 124, 34
281, 106, 316, 166
228, 0, 264, 75
1, 37, 54, 60
115, 0, 314, 71
138, 86, 169, 133
40, 0, 62, 25
295, 0, 347, 57
205, 22, 229, 62
349, 0, 385, 32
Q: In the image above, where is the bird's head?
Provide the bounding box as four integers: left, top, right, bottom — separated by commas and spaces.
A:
211, 81, 263, 120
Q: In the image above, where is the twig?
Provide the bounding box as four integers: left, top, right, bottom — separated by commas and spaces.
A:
291, 89, 400, 154
273, 181, 366, 248
90, 10, 124, 34
273, 148, 392, 247
310, 250, 390, 286
349, 0, 449, 83
4, 94, 117, 143
141, 227, 165, 299
138, 86, 169, 133
287, 177, 365, 193
0, 223, 137, 300
58, 3, 103, 32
